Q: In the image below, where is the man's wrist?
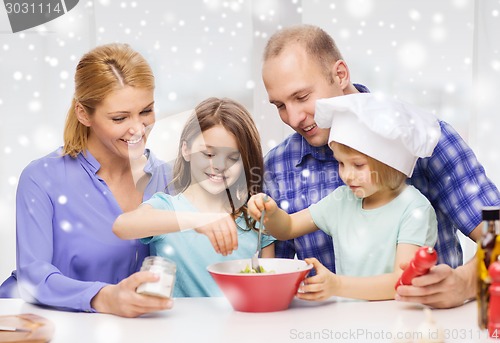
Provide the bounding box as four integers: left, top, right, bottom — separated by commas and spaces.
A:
457, 256, 477, 302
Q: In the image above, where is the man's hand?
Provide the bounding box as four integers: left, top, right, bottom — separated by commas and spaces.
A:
395, 263, 474, 308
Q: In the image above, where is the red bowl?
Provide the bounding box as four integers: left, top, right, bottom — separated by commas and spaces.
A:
207, 258, 313, 312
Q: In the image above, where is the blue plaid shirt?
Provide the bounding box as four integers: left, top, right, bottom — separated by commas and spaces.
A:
263, 84, 500, 272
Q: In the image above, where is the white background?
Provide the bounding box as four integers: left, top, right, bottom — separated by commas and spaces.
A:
1, 0, 498, 281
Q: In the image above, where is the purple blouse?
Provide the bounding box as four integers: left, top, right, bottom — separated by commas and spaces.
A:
0, 148, 171, 312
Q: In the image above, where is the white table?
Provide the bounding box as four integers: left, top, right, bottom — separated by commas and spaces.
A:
0, 297, 494, 343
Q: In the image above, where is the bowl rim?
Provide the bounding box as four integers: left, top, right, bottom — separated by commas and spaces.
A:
206, 258, 313, 276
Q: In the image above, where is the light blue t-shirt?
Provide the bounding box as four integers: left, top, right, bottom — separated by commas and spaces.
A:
141, 192, 276, 297
309, 185, 437, 277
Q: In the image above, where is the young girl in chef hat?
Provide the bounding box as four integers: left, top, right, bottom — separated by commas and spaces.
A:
248, 93, 440, 301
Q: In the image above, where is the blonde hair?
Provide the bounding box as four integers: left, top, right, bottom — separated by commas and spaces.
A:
263, 24, 344, 83
170, 97, 264, 230
63, 43, 154, 157
331, 142, 407, 190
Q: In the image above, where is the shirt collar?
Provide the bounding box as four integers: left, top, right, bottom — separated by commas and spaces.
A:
353, 83, 370, 94
77, 148, 153, 175
143, 149, 154, 174
296, 135, 335, 166
78, 150, 100, 174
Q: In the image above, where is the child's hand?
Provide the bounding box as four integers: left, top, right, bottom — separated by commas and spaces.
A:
194, 213, 238, 256
247, 193, 277, 222
296, 258, 338, 301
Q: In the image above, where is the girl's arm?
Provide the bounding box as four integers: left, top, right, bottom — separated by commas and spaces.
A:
247, 193, 318, 239
298, 243, 419, 301
113, 204, 231, 238
113, 204, 238, 256
114, 204, 183, 238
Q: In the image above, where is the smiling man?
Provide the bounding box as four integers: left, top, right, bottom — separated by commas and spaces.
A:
261, 24, 500, 309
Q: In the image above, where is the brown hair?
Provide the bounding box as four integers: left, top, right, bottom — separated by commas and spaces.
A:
170, 97, 264, 230
63, 43, 154, 157
331, 142, 407, 190
263, 24, 344, 83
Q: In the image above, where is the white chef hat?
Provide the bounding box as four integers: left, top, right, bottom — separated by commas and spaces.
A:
315, 93, 441, 177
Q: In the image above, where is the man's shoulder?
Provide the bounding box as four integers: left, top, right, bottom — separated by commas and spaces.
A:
418, 119, 473, 165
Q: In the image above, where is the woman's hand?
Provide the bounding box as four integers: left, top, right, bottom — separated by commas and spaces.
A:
91, 271, 173, 318
296, 258, 338, 301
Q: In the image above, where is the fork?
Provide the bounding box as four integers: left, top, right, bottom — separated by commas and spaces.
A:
251, 195, 268, 273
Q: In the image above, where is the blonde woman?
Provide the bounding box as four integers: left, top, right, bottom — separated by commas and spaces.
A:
1, 44, 172, 317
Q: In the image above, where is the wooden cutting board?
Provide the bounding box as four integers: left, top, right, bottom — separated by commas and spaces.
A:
0, 313, 54, 343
